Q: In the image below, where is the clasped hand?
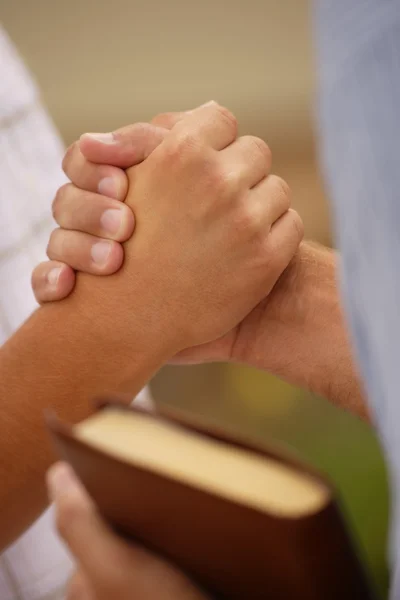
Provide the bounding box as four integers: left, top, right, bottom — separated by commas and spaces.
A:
40, 102, 302, 600
33, 101, 302, 361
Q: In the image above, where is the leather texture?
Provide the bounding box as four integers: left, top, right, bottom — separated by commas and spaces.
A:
48, 402, 377, 600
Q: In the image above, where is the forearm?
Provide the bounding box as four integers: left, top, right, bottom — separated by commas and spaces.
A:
237, 242, 369, 419
0, 273, 171, 550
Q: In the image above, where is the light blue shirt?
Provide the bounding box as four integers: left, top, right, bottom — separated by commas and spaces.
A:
314, 1, 400, 596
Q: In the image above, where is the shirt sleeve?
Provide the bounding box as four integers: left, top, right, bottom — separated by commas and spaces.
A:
312, 0, 400, 589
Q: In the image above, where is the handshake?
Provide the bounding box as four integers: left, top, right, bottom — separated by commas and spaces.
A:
0, 102, 366, 597
32, 101, 303, 368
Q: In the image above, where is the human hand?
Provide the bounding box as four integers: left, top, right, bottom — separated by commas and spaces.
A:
31, 108, 366, 420
32, 112, 185, 303
33, 105, 303, 361
98, 103, 302, 355
47, 462, 209, 600
37, 137, 363, 415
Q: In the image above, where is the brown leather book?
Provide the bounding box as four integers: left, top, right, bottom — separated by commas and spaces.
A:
48, 401, 377, 600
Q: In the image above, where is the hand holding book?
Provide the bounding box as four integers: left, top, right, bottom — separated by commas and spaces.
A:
48, 402, 377, 600
47, 461, 209, 600
0, 102, 303, 547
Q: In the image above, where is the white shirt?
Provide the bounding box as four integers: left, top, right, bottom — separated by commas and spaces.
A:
0, 28, 152, 599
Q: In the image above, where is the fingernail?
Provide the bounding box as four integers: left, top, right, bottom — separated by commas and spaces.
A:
47, 267, 62, 287
100, 208, 123, 235
91, 241, 112, 265
81, 132, 116, 144
47, 463, 77, 500
98, 176, 120, 199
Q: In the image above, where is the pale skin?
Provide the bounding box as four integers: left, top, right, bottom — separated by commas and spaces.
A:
0, 103, 303, 551
31, 109, 369, 599
33, 110, 367, 421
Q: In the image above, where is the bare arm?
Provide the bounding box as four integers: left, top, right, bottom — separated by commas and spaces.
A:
36, 125, 367, 421
233, 242, 368, 420
31, 118, 366, 420
0, 102, 302, 549
0, 273, 172, 549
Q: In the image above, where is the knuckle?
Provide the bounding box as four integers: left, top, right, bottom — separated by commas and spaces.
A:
214, 104, 238, 138
52, 184, 70, 222
173, 130, 199, 153
128, 121, 151, 134
62, 142, 78, 175
117, 121, 151, 141
55, 496, 84, 539
216, 167, 241, 196
46, 228, 61, 258
151, 111, 169, 124
243, 136, 272, 166
150, 111, 177, 128
234, 203, 260, 235
288, 208, 304, 241
271, 175, 291, 210
124, 122, 166, 160
164, 130, 202, 166
199, 158, 241, 202
274, 175, 291, 198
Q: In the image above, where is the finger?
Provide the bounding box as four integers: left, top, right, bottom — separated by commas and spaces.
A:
48, 463, 160, 598
266, 209, 304, 276
150, 111, 186, 129
249, 175, 292, 226
79, 122, 169, 168
219, 136, 272, 189
48, 463, 209, 600
66, 570, 95, 600
47, 229, 124, 275
150, 104, 222, 129
32, 261, 76, 304
48, 463, 131, 593
169, 101, 238, 151
63, 143, 128, 201
53, 184, 135, 242
78, 106, 211, 172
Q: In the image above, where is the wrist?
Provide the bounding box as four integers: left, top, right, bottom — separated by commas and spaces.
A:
50, 271, 180, 392
235, 242, 368, 419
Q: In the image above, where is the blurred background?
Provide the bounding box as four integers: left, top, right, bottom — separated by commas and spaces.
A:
2, 0, 389, 596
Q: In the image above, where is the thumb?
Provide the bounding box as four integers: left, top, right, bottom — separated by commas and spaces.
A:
47, 462, 209, 600
79, 111, 186, 168
79, 122, 168, 168
48, 463, 133, 581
